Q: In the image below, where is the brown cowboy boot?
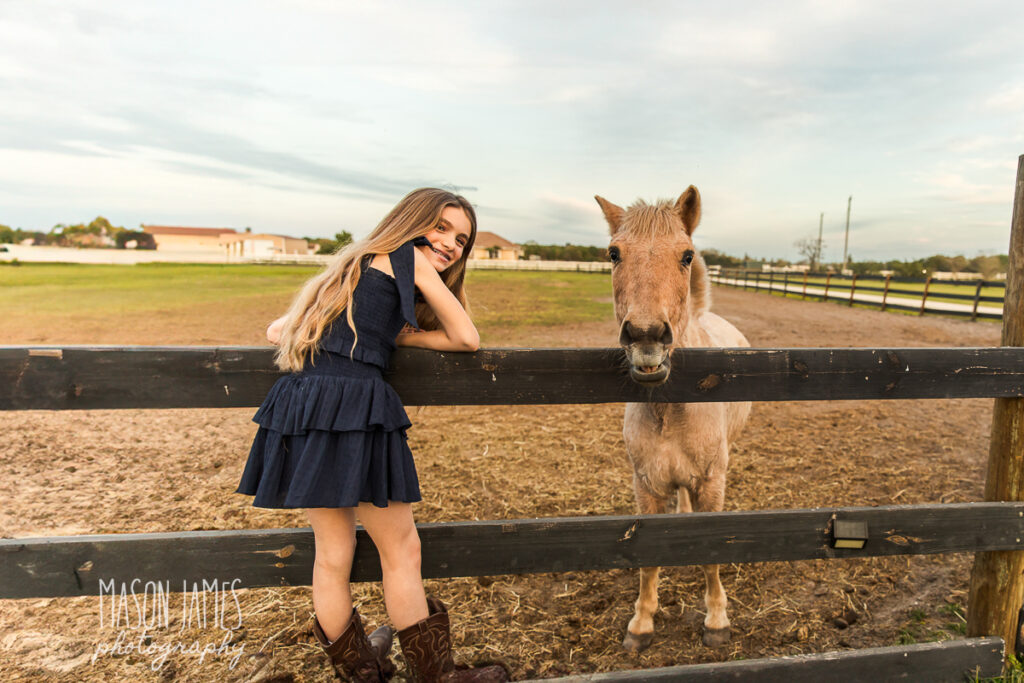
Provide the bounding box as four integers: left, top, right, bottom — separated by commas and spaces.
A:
312, 607, 396, 682
397, 597, 510, 683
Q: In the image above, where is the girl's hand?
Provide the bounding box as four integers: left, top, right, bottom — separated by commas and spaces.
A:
408, 248, 480, 352
266, 315, 287, 345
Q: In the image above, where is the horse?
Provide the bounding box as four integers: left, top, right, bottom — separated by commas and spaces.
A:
594, 186, 752, 651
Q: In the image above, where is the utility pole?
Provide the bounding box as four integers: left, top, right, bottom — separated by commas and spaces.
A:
816, 212, 824, 272
842, 196, 852, 273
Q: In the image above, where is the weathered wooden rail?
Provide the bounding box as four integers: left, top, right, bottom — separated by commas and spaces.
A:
4, 500, 1023, 598
6, 345, 1024, 409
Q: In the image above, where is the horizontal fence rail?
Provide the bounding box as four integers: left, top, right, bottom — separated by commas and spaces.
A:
528, 638, 1005, 683
5, 346, 1024, 410
466, 259, 611, 272
712, 269, 1006, 321
3, 503, 1023, 599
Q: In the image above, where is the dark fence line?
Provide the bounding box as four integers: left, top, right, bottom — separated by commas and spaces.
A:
716, 268, 1006, 289
5, 346, 1024, 410
712, 269, 1005, 321
4, 503, 1022, 599
3, 346, 1022, 677
527, 638, 1005, 683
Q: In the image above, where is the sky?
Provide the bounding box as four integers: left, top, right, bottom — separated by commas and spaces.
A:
1, 1, 1022, 262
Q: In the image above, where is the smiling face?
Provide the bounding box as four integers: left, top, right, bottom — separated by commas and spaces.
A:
418, 205, 473, 272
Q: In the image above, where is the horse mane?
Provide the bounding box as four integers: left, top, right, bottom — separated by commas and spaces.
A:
625, 199, 712, 317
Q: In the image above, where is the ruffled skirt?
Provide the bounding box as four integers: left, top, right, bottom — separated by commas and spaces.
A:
236, 352, 421, 509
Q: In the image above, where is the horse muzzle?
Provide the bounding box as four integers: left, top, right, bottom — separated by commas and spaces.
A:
624, 346, 672, 385
620, 320, 673, 385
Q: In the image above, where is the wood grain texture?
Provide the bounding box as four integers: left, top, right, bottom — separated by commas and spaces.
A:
525, 638, 1004, 682
4, 346, 1024, 410
969, 154, 1024, 655
3, 503, 1023, 598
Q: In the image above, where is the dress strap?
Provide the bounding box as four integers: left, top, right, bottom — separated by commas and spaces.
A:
389, 240, 420, 330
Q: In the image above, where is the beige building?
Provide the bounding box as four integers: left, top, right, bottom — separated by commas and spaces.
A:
219, 233, 314, 258
142, 225, 312, 257
471, 231, 522, 261
143, 226, 237, 251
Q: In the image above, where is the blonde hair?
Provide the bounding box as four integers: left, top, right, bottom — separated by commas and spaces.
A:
273, 188, 477, 372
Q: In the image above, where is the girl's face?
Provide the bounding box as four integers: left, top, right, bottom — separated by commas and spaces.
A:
418, 205, 473, 272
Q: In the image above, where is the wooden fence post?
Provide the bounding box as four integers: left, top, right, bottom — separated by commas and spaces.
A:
784, 271, 790, 297
972, 280, 985, 322
849, 273, 858, 306
802, 272, 809, 300
824, 273, 832, 301
968, 154, 1024, 658
881, 275, 892, 312
769, 270, 775, 294
919, 276, 932, 316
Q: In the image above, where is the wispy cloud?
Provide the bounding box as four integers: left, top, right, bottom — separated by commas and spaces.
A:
0, 0, 1021, 260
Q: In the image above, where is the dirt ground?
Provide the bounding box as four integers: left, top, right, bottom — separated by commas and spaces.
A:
0, 286, 1005, 682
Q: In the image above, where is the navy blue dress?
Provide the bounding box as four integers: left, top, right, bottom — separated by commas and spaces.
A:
236, 240, 422, 509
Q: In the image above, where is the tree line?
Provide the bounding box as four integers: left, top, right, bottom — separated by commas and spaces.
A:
520, 241, 608, 262
4, 221, 1007, 278
1, 217, 155, 249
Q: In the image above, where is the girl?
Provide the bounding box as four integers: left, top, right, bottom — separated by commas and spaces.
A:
236, 189, 509, 683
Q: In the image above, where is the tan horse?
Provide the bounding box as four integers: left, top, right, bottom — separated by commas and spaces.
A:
595, 186, 751, 651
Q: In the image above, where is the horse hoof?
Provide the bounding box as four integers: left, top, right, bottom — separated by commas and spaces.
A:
702, 626, 731, 647
622, 631, 653, 652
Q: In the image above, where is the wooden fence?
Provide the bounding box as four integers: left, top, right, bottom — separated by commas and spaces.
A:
3, 155, 1022, 681
1, 344, 1020, 681
711, 269, 1006, 321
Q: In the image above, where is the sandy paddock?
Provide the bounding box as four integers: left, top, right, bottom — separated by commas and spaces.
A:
0, 286, 1004, 681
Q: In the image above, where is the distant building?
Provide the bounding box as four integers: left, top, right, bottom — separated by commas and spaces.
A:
219, 232, 315, 258
142, 225, 313, 257
761, 264, 810, 273
143, 225, 237, 251
471, 231, 522, 261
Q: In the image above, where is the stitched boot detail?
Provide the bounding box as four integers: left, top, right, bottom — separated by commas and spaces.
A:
397, 598, 509, 683
312, 607, 396, 682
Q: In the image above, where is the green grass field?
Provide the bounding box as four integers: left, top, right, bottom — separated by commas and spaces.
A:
0, 262, 615, 344
0, 262, 311, 317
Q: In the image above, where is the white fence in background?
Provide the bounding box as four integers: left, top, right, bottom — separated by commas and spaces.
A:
466, 259, 611, 272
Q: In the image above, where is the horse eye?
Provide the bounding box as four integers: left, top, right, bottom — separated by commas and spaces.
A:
608, 246, 621, 264
681, 250, 694, 266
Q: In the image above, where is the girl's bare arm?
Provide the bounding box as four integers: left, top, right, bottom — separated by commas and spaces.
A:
396, 250, 480, 352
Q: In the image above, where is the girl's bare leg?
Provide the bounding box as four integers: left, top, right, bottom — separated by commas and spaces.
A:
306, 507, 358, 640
357, 502, 429, 630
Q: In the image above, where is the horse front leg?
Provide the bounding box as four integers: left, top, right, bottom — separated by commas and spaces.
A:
622, 475, 667, 653
692, 469, 731, 647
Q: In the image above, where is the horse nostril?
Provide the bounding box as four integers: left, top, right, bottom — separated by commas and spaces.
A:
659, 323, 673, 346
619, 321, 634, 346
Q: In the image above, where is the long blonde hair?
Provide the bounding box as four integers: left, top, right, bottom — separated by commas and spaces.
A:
274, 188, 477, 372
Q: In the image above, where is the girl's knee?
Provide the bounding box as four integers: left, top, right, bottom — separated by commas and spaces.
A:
378, 526, 421, 571
313, 543, 356, 576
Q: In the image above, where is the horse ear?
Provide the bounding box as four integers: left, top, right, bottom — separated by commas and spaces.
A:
595, 196, 625, 235
674, 186, 701, 235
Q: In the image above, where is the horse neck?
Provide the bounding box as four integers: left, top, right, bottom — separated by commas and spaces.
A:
672, 256, 712, 349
